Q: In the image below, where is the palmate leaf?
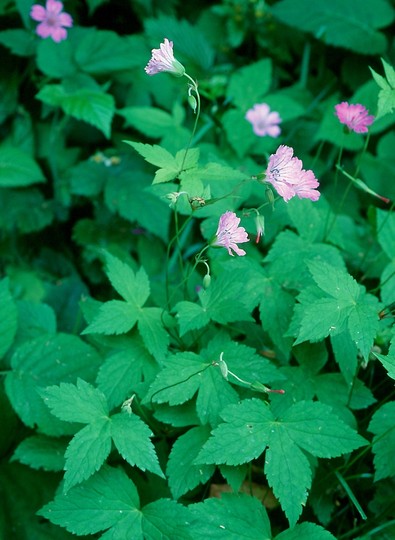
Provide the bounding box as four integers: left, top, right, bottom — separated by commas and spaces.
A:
197, 398, 366, 526
370, 59, 395, 119
271, 0, 394, 54
39, 465, 192, 539
41, 379, 164, 491
104, 253, 150, 306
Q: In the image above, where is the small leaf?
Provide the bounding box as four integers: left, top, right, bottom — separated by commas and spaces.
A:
369, 401, 395, 481
0, 147, 45, 187
137, 307, 170, 362
82, 300, 139, 335
12, 435, 67, 472
104, 253, 150, 306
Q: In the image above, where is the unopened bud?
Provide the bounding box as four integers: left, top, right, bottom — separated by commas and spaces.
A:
254, 214, 265, 243
218, 352, 228, 380
202, 273, 211, 289
265, 186, 275, 209
188, 94, 198, 113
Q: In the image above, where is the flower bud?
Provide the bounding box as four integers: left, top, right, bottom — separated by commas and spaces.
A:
254, 214, 265, 243
188, 94, 198, 113
202, 273, 211, 289
218, 353, 228, 380
265, 186, 275, 209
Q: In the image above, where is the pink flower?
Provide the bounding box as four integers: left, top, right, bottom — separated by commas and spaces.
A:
31, 0, 72, 43
335, 102, 375, 134
212, 211, 249, 256
264, 145, 320, 203
245, 103, 282, 137
145, 38, 185, 77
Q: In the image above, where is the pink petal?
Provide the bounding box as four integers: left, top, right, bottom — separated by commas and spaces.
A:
51, 26, 67, 42
30, 4, 47, 21
58, 12, 73, 27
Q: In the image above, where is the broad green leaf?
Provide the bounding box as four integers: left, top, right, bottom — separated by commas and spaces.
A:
75, 30, 142, 74
195, 366, 239, 426
137, 307, 170, 362
0, 278, 17, 359
330, 332, 358, 384
222, 109, 255, 157
167, 426, 215, 498
36, 84, 115, 138
41, 379, 109, 424
196, 399, 274, 466
0, 29, 36, 56
96, 336, 157, 409
265, 428, 311, 527
275, 522, 337, 540
5, 334, 102, 434
174, 300, 211, 336
36, 37, 76, 77
111, 412, 164, 478
39, 465, 141, 536
280, 401, 367, 457
145, 352, 209, 406
119, 106, 179, 138
104, 253, 150, 306
15, 300, 56, 343
63, 418, 111, 492
0, 188, 53, 233
376, 208, 395, 258
0, 147, 45, 187
12, 435, 67, 472
307, 260, 360, 300
82, 300, 139, 335
369, 401, 395, 481
313, 373, 375, 411
370, 59, 395, 119
374, 350, 395, 380
271, 0, 394, 54
189, 493, 271, 540
142, 499, 192, 540
125, 141, 177, 170
226, 59, 272, 109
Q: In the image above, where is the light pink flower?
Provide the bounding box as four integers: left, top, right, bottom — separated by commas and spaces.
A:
264, 145, 320, 203
145, 38, 185, 77
31, 0, 72, 42
335, 102, 375, 134
245, 103, 282, 137
212, 211, 249, 256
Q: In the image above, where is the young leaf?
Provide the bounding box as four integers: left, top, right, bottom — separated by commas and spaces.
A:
369, 401, 395, 481
38, 465, 141, 536
110, 412, 165, 478
167, 426, 215, 499
41, 378, 109, 424
63, 418, 112, 492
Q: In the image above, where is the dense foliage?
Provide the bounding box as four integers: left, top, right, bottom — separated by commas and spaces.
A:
1, 0, 395, 538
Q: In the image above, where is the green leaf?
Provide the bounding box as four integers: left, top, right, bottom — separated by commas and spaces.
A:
280, 401, 367, 457
0, 188, 53, 233
0, 147, 45, 187
39, 465, 141, 536
374, 350, 395, 381
125, 141, 177, 170
41, 379, 109, 424
265, 428, 311, 527
377, 208, 395, 258
75, 29, 141, 74
137, 307, 170, 362
36, 38, 76, 77
119, 106, 180, 138
275, 522, 337, 540
189, 493, 271, 539
36, 83, 115, 138
226, 59, 272, 109
167, 426, 215, 498
82, 300, 139, 335
104, 253, 150, 305
111, 412, 164, 478
12, 434, 67, 472
96, 336, 157, 409
197, 399, 273, 466
142, 499, 192, 540
174, 300, 211, 336
369, 401, 395, 481
5, 334, 102, 434
0, 29, 36, 56
63, 418, 112, 492
370, 59, 395, 119
0, 278, 17, 359
271, 0, 394, 54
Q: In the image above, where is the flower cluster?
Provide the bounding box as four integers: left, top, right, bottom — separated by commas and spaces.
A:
335, 102, 375, 134
264, 145, 320, 203
31, 0, 72, 43
245, 103, 282, 137
145, 38, 185, 77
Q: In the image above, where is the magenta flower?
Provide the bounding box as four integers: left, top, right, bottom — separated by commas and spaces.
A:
31, 0, 72, 43
335, 102, 375, 134
245, 103, 282, 137
264, 145, 320, 203
212, 211, 249, 256
145, 38, 185, 77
